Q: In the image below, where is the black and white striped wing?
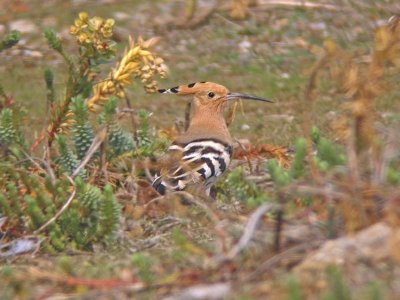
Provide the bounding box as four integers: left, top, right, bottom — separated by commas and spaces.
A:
152, 139, 232, 195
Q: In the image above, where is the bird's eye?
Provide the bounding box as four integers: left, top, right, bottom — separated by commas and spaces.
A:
208, 92, 215, 98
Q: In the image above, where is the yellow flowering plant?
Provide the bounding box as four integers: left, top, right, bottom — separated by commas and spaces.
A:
70, 12, 116, 58
88, 36, 167, 110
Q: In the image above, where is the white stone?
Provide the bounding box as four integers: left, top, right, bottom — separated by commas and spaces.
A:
241, 124, 250, 131
9, 19, 38, 34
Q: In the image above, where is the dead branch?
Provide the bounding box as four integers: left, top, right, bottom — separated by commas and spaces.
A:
256, 0, 338, 10
288, 184, 348, 199
226, 203, 276, 259
17, 153, 56, 183
244, 239, 324, 282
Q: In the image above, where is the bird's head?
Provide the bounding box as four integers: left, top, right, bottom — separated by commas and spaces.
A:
158, 82, 273, 111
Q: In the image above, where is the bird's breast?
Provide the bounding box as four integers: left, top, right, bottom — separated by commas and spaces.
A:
178, 138, 233, 179
152, 138, 233, 195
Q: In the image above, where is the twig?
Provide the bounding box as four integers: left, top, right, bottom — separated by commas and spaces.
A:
123, 93, 139, 145
33, 175, 76, 234
256, 0, 338, 10
273, 200, 284, 253
214, 13, 244, 29
143, 160, 155, 182
26, 267, 144, 289
234, 138, 254, 173
94, 132, 108, 183
226, 203, 276, 259
244, 239, 324, 282
17, 153, 56, 183
143, 195, 168, 208
289, 184, 347, 200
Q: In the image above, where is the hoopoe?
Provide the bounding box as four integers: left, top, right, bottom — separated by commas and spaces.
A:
152, 82, 272, 196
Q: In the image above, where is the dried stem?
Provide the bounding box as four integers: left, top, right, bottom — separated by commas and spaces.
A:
226, 203, 276, 260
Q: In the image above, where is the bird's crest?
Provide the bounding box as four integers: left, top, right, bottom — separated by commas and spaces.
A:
158, 82, 228, 96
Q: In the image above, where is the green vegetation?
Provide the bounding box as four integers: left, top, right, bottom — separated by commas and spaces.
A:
0, 1, 400, 299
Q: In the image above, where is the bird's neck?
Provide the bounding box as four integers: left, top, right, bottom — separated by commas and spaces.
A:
177, 107, 232, 145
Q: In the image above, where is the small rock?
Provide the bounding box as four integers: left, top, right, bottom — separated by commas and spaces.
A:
294, 222, 399, 290
113, 12, 131, 21
239, 37, 252, 54
22, 50, 43, 58
375, 19, 387, 27
163, 283, 231, 300
280, 72, 290, 79
241, 124, 250, 131
309, 22, 327, 31
9, 19, 38, 34
267, 114, 295, 123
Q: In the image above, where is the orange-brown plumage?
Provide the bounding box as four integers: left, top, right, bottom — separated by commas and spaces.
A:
153, 82, 272, 195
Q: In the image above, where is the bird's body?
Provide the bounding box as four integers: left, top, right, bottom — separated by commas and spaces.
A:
152, 82, 272, 196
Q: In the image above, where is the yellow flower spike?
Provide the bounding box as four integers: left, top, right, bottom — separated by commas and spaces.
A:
117, 91, 125, 98
125, 62, 140, 71
154, 57, 164, 65
70, 25, 78, 35
132, 47, 143, 56
141, 56, 149, 65
119, 55, 130, 69
117, 73, 131, 81
103, 31, 113, 38
121, 79, 132, 85
141, 73, 151, 80
141, 65, 150, 72
112, 70, 122, 81
138, 50, 152, 56
74, 19, 83, 27
79, 12, 89, 22
86, 34, 165, 109
107, 87, 116, 94
78, 34, 87, 43
105, 19, 115, 27
138, 36, 145, 47
89, 16, 103, 31
139, 36, 160, 49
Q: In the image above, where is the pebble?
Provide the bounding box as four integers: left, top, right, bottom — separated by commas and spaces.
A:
280, 72, 290, 79
113, 12, 131, 21
9, 19, 38, 34
22, 50, 43, 58
241, 124, 250, 131
309, 22, 327, 31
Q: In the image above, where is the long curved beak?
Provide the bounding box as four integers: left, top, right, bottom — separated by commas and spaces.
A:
226, 92, 273, 103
